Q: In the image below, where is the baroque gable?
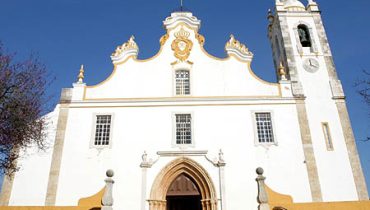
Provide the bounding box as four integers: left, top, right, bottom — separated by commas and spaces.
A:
72, 11, 288, 101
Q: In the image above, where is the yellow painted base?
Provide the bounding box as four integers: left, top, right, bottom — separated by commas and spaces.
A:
266, 184, 370, 210
0, 187, 105, 210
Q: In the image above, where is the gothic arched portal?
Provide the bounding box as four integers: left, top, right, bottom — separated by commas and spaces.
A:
149, 157, 218, 210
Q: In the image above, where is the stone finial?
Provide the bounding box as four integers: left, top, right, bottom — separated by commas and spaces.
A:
219, 149, 224, 163
106, 169, 114, 178
217, 149, 226, 167
278, 62, 287, 80
102, 169, 114, 210
140, 151, 154, 168
256, 167, 264, 175
256, 167, 270, 210
111, 35, 139, 64
267, 9, 274, 23
77, 65, 84, 83
163, 12, 201, 31
142, 151, 148, 162
307, 0, 319, 11
225, 35, 253, 62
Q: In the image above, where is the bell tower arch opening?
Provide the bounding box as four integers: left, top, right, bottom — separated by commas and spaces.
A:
149, 157, 217, 210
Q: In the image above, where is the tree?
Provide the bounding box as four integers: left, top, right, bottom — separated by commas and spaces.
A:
355, 70, 370, 141
356, 71, 370, 107
0, 44, 51, 175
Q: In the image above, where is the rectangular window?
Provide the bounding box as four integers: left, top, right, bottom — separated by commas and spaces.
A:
255, 113, 274, 143
322, 122, 334, 151
94, 115, 112, 146
175, 70, 190, 95
175, 114, 192, 144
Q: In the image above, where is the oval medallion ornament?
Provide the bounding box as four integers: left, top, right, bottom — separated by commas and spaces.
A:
171, 27, 193, 62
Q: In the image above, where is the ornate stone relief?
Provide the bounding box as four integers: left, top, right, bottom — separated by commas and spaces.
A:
196, 33, 205, 46
111, 35, 139, 64
225, 35, 253, 62
163, 12, 201, 31
171, 27, 193, 62
159, 34, 169, 46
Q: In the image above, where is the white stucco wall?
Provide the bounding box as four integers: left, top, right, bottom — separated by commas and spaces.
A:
9, 107, 59, 205
52, 102, 310, 210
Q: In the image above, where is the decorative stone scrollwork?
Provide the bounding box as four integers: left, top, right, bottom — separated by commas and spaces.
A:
163, 12, 201, 31
111, 35, 139, 64
196, 33, 205, 46
171, 27, 193, 62
159, 34, 169, 46
225, 35, 253, 62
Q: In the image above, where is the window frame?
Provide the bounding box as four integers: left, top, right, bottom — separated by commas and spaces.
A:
321, 122, 334, 151
252, 111, 278, 147
90, 113, 114, 149
173, 69, 192, 96
172, 112, 195, 148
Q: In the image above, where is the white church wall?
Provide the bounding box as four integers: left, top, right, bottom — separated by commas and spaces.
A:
9, 106, 60, 205
51, 102, 311, 209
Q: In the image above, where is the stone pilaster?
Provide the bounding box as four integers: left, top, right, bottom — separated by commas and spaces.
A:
140, 151, 151, 210
0, 174, 15, 205
45, 105, 69, 205
296, 99, 323, 201
217, 150, 226, 210
335, 100, 369, 200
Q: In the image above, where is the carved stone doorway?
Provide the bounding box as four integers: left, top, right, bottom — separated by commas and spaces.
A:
166, 174, 201, 210
149, 157, 217, 210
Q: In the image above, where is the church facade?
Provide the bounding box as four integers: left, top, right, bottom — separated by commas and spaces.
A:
1, 1, 368, 210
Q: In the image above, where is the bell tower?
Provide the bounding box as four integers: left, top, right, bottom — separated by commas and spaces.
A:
268, 0, 368, 201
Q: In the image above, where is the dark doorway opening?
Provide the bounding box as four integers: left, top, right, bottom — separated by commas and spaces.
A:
166, 195, 202, 210
166, 173, 202, 210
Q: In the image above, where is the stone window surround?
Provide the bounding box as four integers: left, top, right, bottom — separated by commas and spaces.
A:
90, 113, 115, 149
293, 21, 318, 54
321, 122, 334, 151
175, 70, 191, 96
251, 110, 278, 147
172, 112, 195, 149
172, 66, 193, 97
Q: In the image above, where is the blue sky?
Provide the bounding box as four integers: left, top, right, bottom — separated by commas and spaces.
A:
1, 0, 370, 194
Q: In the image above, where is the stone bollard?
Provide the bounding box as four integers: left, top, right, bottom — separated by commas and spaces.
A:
256, 167, 269, 210
102, 169, 114, 210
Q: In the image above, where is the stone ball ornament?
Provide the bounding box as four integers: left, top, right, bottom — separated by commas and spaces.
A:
256, 167, 264, 175
106, 169, 114, 177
